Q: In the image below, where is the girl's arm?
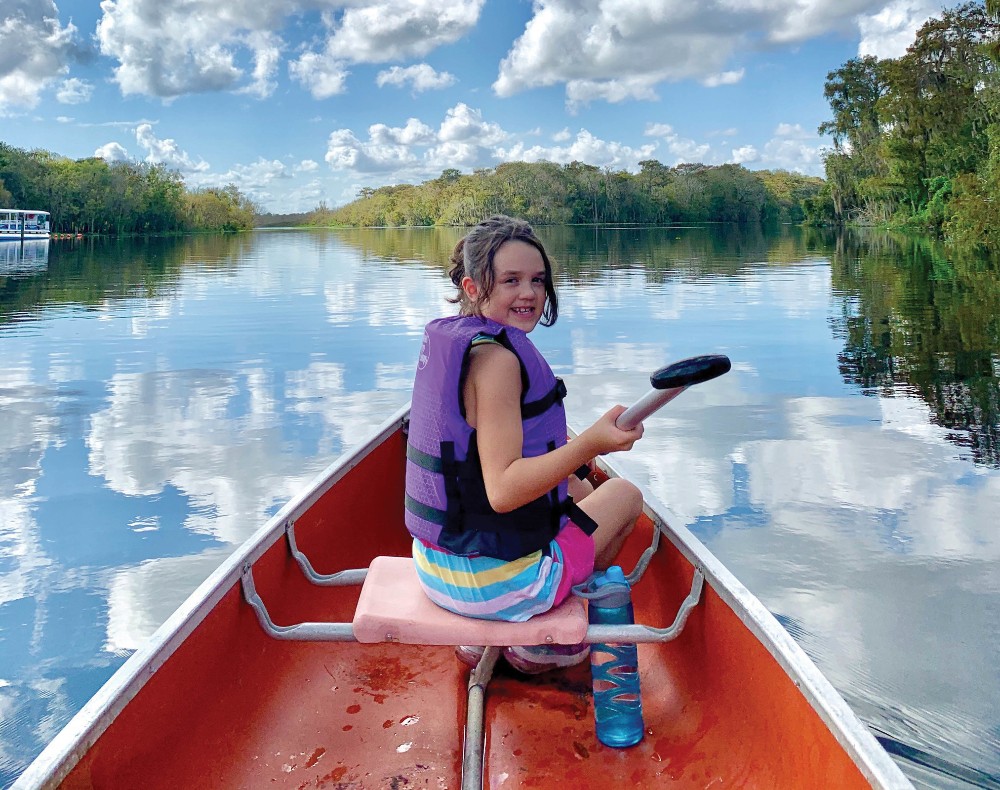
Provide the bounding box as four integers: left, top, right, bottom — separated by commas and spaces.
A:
466, 344, 642, 513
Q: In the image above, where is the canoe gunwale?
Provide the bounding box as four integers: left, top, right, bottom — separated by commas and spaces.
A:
13, 405, 412, 790
586, 441, 912, 790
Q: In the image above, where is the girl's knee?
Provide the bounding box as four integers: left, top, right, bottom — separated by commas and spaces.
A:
605, 478, 643, 518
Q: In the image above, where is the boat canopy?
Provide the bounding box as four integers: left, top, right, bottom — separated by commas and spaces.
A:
0, 209, 51, 240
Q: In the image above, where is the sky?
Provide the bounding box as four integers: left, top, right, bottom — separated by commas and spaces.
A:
1, 0, 956, 213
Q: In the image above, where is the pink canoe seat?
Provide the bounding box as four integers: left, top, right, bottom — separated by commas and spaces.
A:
352, 555, 587, 646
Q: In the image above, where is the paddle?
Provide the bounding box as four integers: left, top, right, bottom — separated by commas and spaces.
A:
616, 354, 732, 431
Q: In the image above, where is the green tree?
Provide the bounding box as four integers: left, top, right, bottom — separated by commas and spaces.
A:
564, 161, 604, 223
815, 1, 1000, 239
698, 164, 769, 223
184, 184, 258, 231
818, 55, 887, 222
945, 0, 1000, 246
880, 3, 997, 224
635, 159, 673, 223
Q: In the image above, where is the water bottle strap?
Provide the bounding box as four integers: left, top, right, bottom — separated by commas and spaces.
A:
572, 526, 661, 599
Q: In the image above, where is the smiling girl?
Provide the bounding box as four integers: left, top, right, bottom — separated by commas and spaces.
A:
404, 215, 644, 672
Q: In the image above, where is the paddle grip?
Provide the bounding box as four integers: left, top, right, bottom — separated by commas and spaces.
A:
615, 386, 687, 431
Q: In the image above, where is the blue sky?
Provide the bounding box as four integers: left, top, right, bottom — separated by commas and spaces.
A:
2, 0, 953, 213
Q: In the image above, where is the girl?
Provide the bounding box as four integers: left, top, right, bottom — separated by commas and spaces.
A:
404, 215, 644, 672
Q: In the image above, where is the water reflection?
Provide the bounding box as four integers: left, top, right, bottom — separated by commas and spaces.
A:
0, 241, 49, 277
831, 229, 1000, 467
326, 223, 837, 282
320, 225, 463, 270
1, 226, 998, 788
0, 231, 441, 785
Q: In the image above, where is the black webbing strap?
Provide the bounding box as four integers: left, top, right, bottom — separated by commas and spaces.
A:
406, 435, 598, 541
440, 441, 463, 531
546, 441, 561, 535
521, 377, 567, 420
565, 499, 599, 536
492, 328, 531, 398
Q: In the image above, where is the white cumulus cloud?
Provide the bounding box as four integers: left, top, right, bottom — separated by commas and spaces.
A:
857, 0, 942, 58
323, 103, 509, 179
290, 0, 482, 96
702, 69, 745, 88
494, 1, 748, 104
135, 123, 210, 172
289, 52, 350, 99
438, 103, 505, 145
310, 0, 483, 63
371, 118, 436, 146
325, 128, 419, 173
96, 0, 291, 98
497, 129, 656, 171
494, 0, 942, 107
731, 144, 760, 164
185, 158, 289, 206
56, 77, 94, 104
0, 0, 79, 115
377, 64, 456, 92
643, 123, 712, 165
759, 137, 824, 172
236, 31, 282, 98
95, 142, 131, 162
775, 122, 811, 139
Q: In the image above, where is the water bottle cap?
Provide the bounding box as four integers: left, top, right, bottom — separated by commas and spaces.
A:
570, 564, 632, 603
595, 565, 627, 588
587, 565, 631, 608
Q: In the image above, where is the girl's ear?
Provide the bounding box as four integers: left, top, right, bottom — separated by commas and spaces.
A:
461, 276, 479, 303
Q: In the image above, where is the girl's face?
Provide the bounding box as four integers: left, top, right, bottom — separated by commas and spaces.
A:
463, 239, 547, 333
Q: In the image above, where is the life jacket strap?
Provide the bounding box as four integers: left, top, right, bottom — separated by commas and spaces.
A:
407, 439, 599, 537
440, 441, 464, 531
406, 442, 442, 473
521, 377, 567, 419
563, 498, 599, 536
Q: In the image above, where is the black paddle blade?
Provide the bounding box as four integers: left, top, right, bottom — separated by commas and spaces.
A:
649, 354, 731, 390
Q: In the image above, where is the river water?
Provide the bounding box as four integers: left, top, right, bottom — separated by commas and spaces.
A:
0, 226, 998, 788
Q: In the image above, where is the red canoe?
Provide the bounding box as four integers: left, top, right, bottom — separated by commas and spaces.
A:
14, 406, 912, 789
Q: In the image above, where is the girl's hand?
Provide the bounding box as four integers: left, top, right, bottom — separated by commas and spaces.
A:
583, 405, 644, 455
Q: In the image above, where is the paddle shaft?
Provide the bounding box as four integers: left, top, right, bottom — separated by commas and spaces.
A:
614, 354, 731, 431
616, 386, 689, 431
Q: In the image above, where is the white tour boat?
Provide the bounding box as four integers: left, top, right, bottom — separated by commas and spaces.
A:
0, 209, 51, 241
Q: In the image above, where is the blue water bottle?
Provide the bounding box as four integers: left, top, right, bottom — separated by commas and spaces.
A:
587, 565, 644, 747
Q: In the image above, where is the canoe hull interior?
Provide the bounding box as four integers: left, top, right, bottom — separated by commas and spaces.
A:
30, 416, 901, 789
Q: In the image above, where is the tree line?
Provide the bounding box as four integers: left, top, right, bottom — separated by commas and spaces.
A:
809, 1, 1000, 249
303, 161, 824, 228
0, 143, 259, 235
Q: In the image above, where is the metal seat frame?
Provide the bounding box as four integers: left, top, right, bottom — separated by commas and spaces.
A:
241, 520, 704, 790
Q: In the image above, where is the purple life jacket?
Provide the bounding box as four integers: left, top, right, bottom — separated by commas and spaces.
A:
405, 315, 595, 561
